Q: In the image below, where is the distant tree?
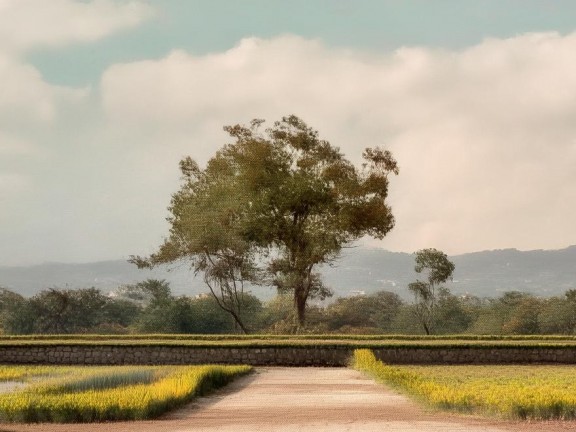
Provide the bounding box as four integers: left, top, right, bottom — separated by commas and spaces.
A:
26, 288, 117, 334
537, 297, 574, 334
131, 115, 399, 329
501, 295, 543, 334
135, 296, 196, 333
100, 298, 141, 332
371, 291, 405, 330
408, 248, 455, 335
0, 288, 34, 334
325, 291, 403, 333
259, 295, 296, 333
432, 289, 475, 334
127, 279, 195, 333
260, 294, 327, 334
536, 290, 576, 334
389, 304, 425, 334
188, 296, 237, 334
468, 291, 535, 335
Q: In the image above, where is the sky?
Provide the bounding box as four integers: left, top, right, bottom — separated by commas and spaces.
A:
1, 0, 576, 266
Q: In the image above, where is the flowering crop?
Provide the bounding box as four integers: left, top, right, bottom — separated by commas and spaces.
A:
0, 364, 251, 422
353, 349, 576, 420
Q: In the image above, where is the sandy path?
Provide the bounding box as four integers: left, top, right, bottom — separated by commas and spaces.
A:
2, 367, 576, 432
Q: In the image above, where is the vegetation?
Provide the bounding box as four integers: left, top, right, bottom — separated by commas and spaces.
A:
0, 364, 251, 422
4, 280, 576, 335
3, 335, 576, 350
354, 349, 576, 419
130, 115, 399, 329
408, 248, 455, 335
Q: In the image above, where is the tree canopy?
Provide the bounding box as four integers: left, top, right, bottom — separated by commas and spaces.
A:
408, 248, 455, 335
131, 115, 398, 328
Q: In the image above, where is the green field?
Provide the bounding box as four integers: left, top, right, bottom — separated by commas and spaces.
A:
354, 349, 576, 419
0, 364, 251, 423
3, 334, 576, 349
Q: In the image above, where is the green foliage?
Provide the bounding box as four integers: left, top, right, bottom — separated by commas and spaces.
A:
389, 304, 428, 334
325, 291, 402, 333
0, 288, 34, 334
5, 280, 576, 336
188, 296, 237, 334
17, 288, 139, 334
433, 289, 475, 334
469, 292, 545, 335
408, 248, 455, 335
539, 296, 576, 334
132, 115, 398, 328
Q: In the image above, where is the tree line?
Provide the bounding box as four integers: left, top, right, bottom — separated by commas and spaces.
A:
1, 280, 576, 335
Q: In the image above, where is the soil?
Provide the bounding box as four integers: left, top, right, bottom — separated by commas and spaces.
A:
1, 367, 576, 432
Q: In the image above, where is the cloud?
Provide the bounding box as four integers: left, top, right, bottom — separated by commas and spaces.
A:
0, 0, 154, 55
0, 0, 154, 265
0, 0, 153, 152
99, 33, 576, 257
4, 29, 576, 265
0, 53, 88, 129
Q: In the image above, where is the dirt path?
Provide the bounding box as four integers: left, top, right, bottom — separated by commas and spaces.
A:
2, 367, 576, 432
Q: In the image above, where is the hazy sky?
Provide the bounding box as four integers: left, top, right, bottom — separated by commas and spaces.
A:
2, 0, 576, 266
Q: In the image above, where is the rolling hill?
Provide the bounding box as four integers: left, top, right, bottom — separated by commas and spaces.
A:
1, 246, 575, 301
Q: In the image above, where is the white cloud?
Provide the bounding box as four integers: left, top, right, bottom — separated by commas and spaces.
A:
0, 0, 155, 265
0, 53, 88, 128
0, 0, 154, 55
99, 33, 576, 256
4, 29, 576, 265
0, 0, 153, 154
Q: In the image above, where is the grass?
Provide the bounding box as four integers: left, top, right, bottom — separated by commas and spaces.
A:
3, 334, 576, 349
0, 364, 252, 423
4, 334, 576, 341
353, 349, 576, 420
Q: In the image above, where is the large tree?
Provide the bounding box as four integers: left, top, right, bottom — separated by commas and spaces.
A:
132, 115, 398, 328
408, 248, 455, 335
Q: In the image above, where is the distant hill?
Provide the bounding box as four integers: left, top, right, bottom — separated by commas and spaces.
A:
1, 246, 575, 301
322, 246, 576, 299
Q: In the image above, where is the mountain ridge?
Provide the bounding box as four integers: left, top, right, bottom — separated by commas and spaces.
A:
1, 246, 575, 301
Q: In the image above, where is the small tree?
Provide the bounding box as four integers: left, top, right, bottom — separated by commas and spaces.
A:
408, 248, 455, 335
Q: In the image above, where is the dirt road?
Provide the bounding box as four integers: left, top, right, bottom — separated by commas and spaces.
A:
2, 367, 576, 432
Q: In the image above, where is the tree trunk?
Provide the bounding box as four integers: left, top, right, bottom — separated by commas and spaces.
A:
293, 268, 313, 330
295, 293, 307, 328
228, 308, 250, 334
422, 322, 431, 335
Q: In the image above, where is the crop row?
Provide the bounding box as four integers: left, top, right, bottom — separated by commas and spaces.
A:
353, 349, 576, 419
0, 364, 251, 422
3, 334, 576, 341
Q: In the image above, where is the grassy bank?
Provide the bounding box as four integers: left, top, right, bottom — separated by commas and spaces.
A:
0, 364, 251, 422
2, 334, 576, 348
353, 349, 576, 419
4, 334, 576, 341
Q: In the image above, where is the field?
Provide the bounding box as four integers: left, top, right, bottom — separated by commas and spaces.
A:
354, 349, 576, 420
0, 364, 251, 423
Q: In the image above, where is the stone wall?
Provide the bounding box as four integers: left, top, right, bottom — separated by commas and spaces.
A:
0, 345, 351, 366
372, 346, 576, 364
1, 344, 576, 366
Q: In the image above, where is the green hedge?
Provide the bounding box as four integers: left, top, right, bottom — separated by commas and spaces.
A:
2, 334, 576, 341
2, 334, 576, 349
